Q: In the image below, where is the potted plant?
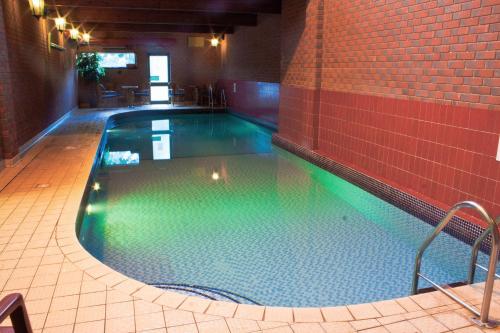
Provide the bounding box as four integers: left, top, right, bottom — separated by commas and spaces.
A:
76, 52, 105, 108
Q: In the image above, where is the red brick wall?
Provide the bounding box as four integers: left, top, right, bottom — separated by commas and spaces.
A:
221, 14, 281, 83
0, 0, 77, 159
279, 0, 500, 217
220, 14, 281, 125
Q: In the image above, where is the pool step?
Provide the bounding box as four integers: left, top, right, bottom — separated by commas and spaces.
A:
150, 283, 261, 305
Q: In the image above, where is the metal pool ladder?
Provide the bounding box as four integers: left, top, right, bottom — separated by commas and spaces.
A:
411, 201, 500, 328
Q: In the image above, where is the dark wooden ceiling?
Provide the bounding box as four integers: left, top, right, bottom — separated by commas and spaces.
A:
48, 0, 281, 41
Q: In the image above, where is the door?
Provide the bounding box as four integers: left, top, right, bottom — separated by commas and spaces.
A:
149, 55, 170, 103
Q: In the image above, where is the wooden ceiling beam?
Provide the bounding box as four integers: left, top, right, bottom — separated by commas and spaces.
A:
49, 0, 281, 14
61, 7, 257, 26
83, 23, 234, 34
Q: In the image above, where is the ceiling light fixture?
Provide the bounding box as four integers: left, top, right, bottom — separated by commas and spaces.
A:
210, 36, 220, 47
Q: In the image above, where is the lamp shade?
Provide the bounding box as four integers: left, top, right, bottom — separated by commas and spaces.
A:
81, 33, 91, 44
29, 0, 45, 18
210, 37, 219, 47
69, 28, 80, 40
54, 17, 66, 32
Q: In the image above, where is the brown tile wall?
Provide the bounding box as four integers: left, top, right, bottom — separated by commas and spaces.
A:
0, 0, 78, 160
279, 0, 500, 218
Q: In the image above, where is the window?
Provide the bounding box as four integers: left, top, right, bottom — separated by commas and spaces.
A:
96, 52, 136, 68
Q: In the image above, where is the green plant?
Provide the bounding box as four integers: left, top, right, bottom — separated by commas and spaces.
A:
76, 52, 105, 82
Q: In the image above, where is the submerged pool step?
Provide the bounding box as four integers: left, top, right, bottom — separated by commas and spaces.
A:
150, 283, 262, 305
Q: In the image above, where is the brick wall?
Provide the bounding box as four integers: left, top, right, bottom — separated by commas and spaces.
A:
279, 0, 500, 217
0, 0, 77, 160
220, 14, 281, 126
90, 33, 222, 92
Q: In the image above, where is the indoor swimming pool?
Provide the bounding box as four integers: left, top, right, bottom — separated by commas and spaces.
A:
78, 112, 494, 307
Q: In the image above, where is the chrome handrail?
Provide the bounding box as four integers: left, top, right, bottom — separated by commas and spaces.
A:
467, 218, 500, 284
411, 201, 499, 327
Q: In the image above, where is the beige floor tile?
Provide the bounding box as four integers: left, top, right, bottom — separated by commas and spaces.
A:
350, 319, 381, 331
321, 306, 354, 322
293, 308, 323, 323
106, 301, 135, 319
409, 315, 449, 333
45, 308, 77, 328
359, 327, 389, 333
178, 297, 212, 313
264, 307, 293, 323
167, 324, 199, 333
384, 321, 419, 333
290, 323, 324, 333
234, 304, 264, 321
154, 291, 187, 309
42, 324, 74, 333
74, 320, 105, 333
106, 289, 133, 304
225, 317, 260, 333
197, 319, 230, 333
78, 290, 106, 307
193, 313, 221, 323
163, 310, 195, 327
50, 295, 79, 311
372, 300, 407, 316
433, 311, 472, 330
76, 304, 106, 323
205, 301, 237, 317
135, 299, 163, 315
26, 298, 52, 315
347, 303, 381, 320
261, 327, 293, 333
135, 311, 166, 331
105, 316, 136, 333
320, 322, 355, 333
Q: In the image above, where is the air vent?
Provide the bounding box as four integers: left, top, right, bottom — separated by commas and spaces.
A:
187, 36, 204, 48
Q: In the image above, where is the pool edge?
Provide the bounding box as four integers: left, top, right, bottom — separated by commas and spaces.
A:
53, 108, 495, 325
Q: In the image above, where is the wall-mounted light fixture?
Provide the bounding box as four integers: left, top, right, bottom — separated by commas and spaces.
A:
69, 28, 80, 40
29, 0, 46, 18
210, 36, 220, 47
81, 33, 91, 44
54, 17, 66, 32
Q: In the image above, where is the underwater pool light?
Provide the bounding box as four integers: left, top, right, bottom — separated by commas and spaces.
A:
211, 172, 220, 181
92, 182, 101, 191
86, 204, 92, 214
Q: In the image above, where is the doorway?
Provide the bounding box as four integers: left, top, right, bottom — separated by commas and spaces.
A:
149, 55, 170, 103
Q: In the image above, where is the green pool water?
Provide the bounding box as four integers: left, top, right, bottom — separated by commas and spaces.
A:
78, 113, 493, 307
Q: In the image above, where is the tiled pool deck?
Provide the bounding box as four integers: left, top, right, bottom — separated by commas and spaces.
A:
0, 108, 499, 333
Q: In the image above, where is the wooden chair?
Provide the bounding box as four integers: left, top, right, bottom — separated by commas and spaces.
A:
0, 294, 32, 333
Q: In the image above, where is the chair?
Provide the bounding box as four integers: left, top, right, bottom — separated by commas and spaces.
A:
97, 84, 121, 108
134, 83, 151, 105
0, 294, 33, 333
168, 83, 185, 106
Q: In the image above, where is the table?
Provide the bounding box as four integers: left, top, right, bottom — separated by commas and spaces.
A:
121, 85, 139, 107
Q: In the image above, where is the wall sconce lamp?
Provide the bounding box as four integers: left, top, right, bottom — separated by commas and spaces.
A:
29, 0, 46, 18
210, 36, 220, 47
81, 33, 91, 44
54, 17, 66, 32
69, 28, 80, 40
